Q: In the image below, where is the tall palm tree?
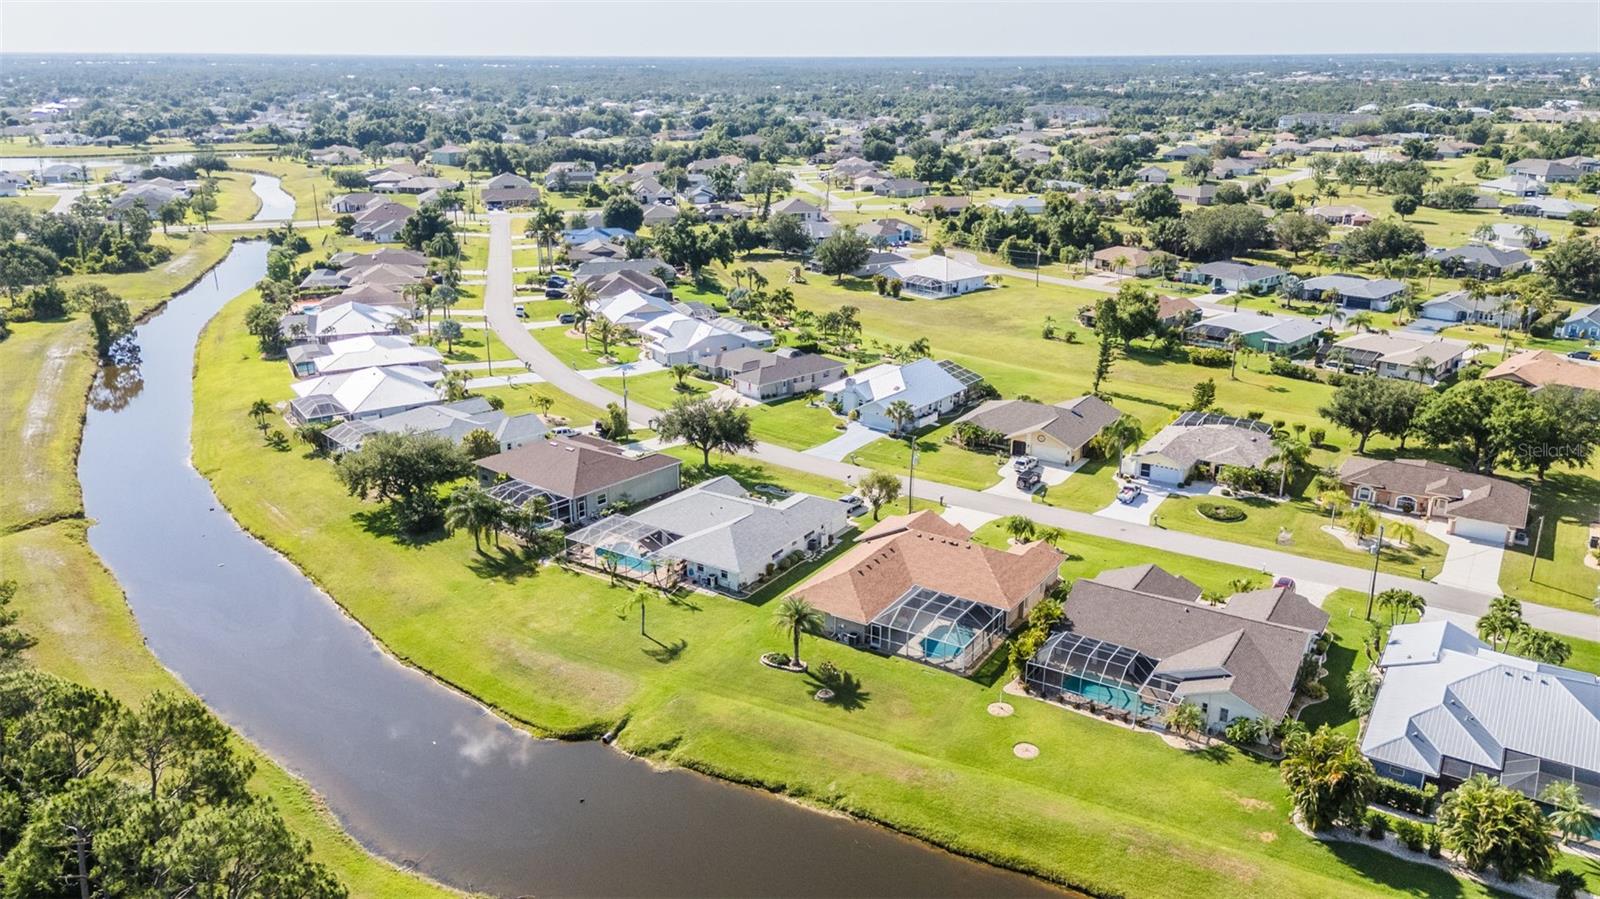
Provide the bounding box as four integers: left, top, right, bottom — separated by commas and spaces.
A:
1002, 515, 1037, 544
772, 596, 825, 667
406, 282, 434, 333
1346, 311, 1374, 333
884, 399, 916, 438
248, 399, 273, 433
592, 316, 621, 359
1475, 607, 1523, 652
1540, 782, 1593, 846
445, 485, 501, 552
1094, 415, 1145, 472
670, 363, 696, 391
1269, 432, 1310, 498
1341, 503, 1379, 542
1226, 331, 1246, 380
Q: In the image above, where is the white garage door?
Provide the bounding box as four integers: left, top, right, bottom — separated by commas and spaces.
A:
1451, 517, 1509, 545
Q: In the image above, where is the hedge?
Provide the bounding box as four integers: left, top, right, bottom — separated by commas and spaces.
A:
1372, 779, 1439, 816
1197, 502, 1246, 522
1187, 347, 1232, 367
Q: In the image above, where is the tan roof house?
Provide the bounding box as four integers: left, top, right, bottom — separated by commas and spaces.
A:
1092, 245, 1156, 276
1338, 458, 1531, 545
1484, 350, 1600, 394
953, 395, 1121, 465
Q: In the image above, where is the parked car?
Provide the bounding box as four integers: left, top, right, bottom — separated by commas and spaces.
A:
754, 484, 793, 499
1569, 350, 1594, 361
837, 494, 867, 516
1117, 483, 1142, 505
557, 312, 577, 324
545, 288, 567, 299
546, 275, 568, 288
514, 304, 527, 319
1017, 470, 1042, 493
1012, 455, 1039, 473
550, 426, 578, 437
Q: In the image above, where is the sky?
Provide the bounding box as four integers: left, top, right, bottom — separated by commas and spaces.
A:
4, 0, 1598, 58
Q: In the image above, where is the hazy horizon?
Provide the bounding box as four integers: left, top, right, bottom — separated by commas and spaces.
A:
6, 1, 1599, 58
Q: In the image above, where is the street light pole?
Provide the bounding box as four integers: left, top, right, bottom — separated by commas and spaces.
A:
1364, 523, 1386, 621
1528, 514, 1546, 581
907, 442, 918, 512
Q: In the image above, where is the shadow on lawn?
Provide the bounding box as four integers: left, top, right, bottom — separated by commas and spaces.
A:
350, 505, 448, 548
466, 545, 545, 582
642, 637, 688, 664
806, 669, 870, 711
1321, 840, 1469, 899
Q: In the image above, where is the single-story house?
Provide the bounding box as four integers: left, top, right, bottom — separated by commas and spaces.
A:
1480, 174, 1547, 197
1027, 565, 1327, 731
331, 192, 382, 214
286, 334, 443, 379
1161, 145, 1209, 161
477, 435, 682, 528
884, 255, 989, 298
953, 394, 1122, 465
1184, 311, 1323, 356
1324, 333, 1465, 384
908, 196, 971, 215
286, 365, 443, 425
1157, 294, 1201, 328
575, 257, 675, 283
1171, 184, 1217, 206
481, 172, 539, 209
1134, 165, 1169, 184
352, 203, 413, 243
1484, 350, 1600, 393
1484, 223, 1550, 250
703, 348, 847, 401
544, 162, 596, 191
566, 476, 849, 594
872, 178, 928, 198
431, 144, 468, 166
1338, 458, 1530, 545
40, 163, 88, 183
770, 197, 826, 222
594, 288, 678, 330
1361, 619, 1600, 807
860, 218, 923, 245
1503, 197, 1597, 220
1419, 289, 1518, 328
1211, 158, 1260, 179
1182, 260, 1288, 293
984, 195, 1046, 216
822, 357, 984, 434
588, 268, 672, 301
1506, 158, 1581, 182
1121, 412, 1276, 486
280, 302, 406, 345
1308, 204, 1374, 227
1092, 245, 1156, 276
638, 313, 774, 367
1297, 274, 1408, 311
321, 396, 546, 455
791, 510, 1064, 672
1428, 245, 1533, 279
1558, 305, 1600, 341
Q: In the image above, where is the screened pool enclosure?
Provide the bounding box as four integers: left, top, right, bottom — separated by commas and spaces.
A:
1024, 630, 1180, 718
563, 514, 683, 587
867, 586, 1007, 672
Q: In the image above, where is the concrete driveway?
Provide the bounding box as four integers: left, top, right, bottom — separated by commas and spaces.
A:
806, 422, 882, 462
1426, 520, 1506, 590
1094, 489, 1161, 525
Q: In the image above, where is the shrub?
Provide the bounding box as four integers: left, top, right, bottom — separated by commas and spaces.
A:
1365, 809, 1390, 839
1245, 409, 1265, 420
1308, 427, 1326, 446
1372, 779, 1439, 816
1426, 826, 1442, 857
1554, 870, 1585, 899
1394, 818, 1428, 852
816, 659, 841, 684
1197, 502, 1247, 522
1188, 347, 1232, 367
1268, 356, 1320, 381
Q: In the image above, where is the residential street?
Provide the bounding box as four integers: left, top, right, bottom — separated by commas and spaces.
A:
481, 212, 1598, 641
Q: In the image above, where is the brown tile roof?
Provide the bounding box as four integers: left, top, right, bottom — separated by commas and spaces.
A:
955, 395, 1122, 452
1484, 350, 1600, 393
477, 435, 679, 498
1338, 458, 1530, 529
1157, 294, 1200, 322
792, 511, 1063, 625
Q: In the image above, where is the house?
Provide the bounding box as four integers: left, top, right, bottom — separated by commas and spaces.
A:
822, 358, 984, 433
984, 195, 1046, 216
1338, 458, 1530, 544
310, 145, 363, 165
1419, 289, 1518, 328
574, 257, 675, 283
109, 182, 188, 216
1325, 334, 1465, 384
593, 288, 678, 330
638, 313, 773, 367
953, 394, 1121, 465
320, 397, 547, 456
588, 268, 672, 301
1557, 155, 1600, 174
331, 192, 382, 214
1184, 312, 1323, 356
769, 197, 825, 222
872, 178, 928, 198
562, 226, 634, 246
285, 334, 443, 379
352, 203, 413, 243
641, 204, 680, 227
1485, 350, 1600, 393
687, 154, 745, 174
1211, 158, 1260, 179
40, 163, 87, 183
1483, 223, 1550, 250
391, 176, 460, 195
1092, 245, 1156, 276
1121, 412, 1276, 486
908, 196, 971, 215
1297, 274, 1408, 311
1506, 158, 1581, 182
1182, 260, 1288, 292
681, 183, 719, 206
1026, 565, 1327, 731
481, 173, 539, 209
1428, 245, 1533, 279
1157, 295, 1201, 328
859, 218, 923, 245
1558, 306, 1600, 340
1503, 197, 1597, 220
545, 162, 596, 191
1172, 184, 1217, 206
1134, 165, 1169, 184
280, 302, 406, 345
476, 435, 682, 527
566, 476, 849, 594
286, 365, 443, 425
884, 255, 990, 298
1161, 145, 1209, 161
702, 348, 847, 401
1481, 174, 1548, 197
631, 177, 675, 206
1308, 204, 1374, 227
1361, 619, 1600, 807
431, 144, 468, 166
790, 510, 1063, 672
1011, 144, 1053, 165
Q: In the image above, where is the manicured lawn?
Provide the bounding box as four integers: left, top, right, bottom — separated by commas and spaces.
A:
532, 325, 639, 368
1034, 456, 1121, 513
0, 192, 60, 212
1299, 589, 1373, 738
970, 519, 1264, 594
207, 170, 264, 223
746, 394, 846, 451
475, 380, 605, 429
459, 238, 490, 272
510, 298, 567, 320
429, 325, 517, 365
190, 280, 1534, 897
851, 424, 1005, 491
1499, 470, 1600, 615
1153, 494, 1451, 580
599, 369, 716, 413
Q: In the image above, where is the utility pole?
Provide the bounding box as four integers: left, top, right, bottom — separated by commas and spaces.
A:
1035, 247, 1040, 286
311, 182, 321, 227
1528, 514, 1546, 580
1364, 523, 1386, 620
906, 444, 918, 512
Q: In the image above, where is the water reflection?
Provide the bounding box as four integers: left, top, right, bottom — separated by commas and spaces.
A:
87, 342, 143, 412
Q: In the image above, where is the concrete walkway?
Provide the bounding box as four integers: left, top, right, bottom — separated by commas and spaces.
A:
477, 212, 1599, 641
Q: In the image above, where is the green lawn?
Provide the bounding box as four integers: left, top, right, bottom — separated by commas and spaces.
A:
1153, 494, 1451, 580
970, 519, 1266, 594
851, 423, 1005, 491
188, 278, 1553, 897
746, 394, 846, 451
1499, 470, 1600, 615
1034, 456, 1122, 513
1299, 589, 1374, 738
0, 137, 277, 158
431, 323, 516, 365
532, 325, 640, 368
475, 380, 605, 429
0, 193, 60, 213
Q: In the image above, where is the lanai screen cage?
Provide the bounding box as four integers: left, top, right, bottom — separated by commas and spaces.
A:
1024, 630, 1180, 717
867, 586, 1007, 672
564, 514, 682, 587
487, 480, 569, 527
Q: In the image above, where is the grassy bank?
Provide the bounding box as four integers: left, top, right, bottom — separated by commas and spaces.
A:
189, 280, 1518, 899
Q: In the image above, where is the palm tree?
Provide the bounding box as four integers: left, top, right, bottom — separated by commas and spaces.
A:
532, 393, 555, 419
1341, 503, 1379, 542
248, 399, 273, 433
592, 317, 621, 359
1409, 354, 1436, 385
772, 596, 825, 668
1376, 588, 1426, 626
1540, 782, 1593, 846
1226, 331, 1246, 380
1035, 526, 1065, 549
1476, 607, 1523, 652
884, 399, 916, 438
1269, 432, 1310, 498
1317, 488, 1348, 526
406, 282, 434, 333
567, 281, 597, 344
1002, 515, 1037, 544
1386, 521, 1418, 549
1094, 415, 1145, 472
1280, 726, 1377, 831
1164, 701, 1206, 743
445, 485, 501, 552
1346, 311, 1374, 333
670, 363, 696, 391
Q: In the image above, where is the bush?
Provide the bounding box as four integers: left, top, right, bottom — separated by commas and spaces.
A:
1393, 818, 1428, 852
1268, 356, 1320, 381
1372, 779, 1439, 816
1365, 809, 1390, 840
1553, 870, 1585, 899
1197, 502, 1246, 522
1187, 347, 1232, 367
1308, 427, 1326, 447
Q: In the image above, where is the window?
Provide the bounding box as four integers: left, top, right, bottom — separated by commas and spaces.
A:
1218, 708, 1230, 722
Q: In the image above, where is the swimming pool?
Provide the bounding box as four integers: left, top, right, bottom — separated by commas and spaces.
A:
596, 546, 656, 574
921, 623, 976, 662
1057, 674, 1150, 714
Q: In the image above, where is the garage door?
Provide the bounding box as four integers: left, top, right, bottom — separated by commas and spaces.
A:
1451, 517, 1508, 544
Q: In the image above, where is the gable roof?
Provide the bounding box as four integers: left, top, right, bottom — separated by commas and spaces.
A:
477, 435, 680, 499
954, 395, 1121, 450
1485, 349, 1600, 393
624, 477, 845, 577
1337, 458, 1530, 529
